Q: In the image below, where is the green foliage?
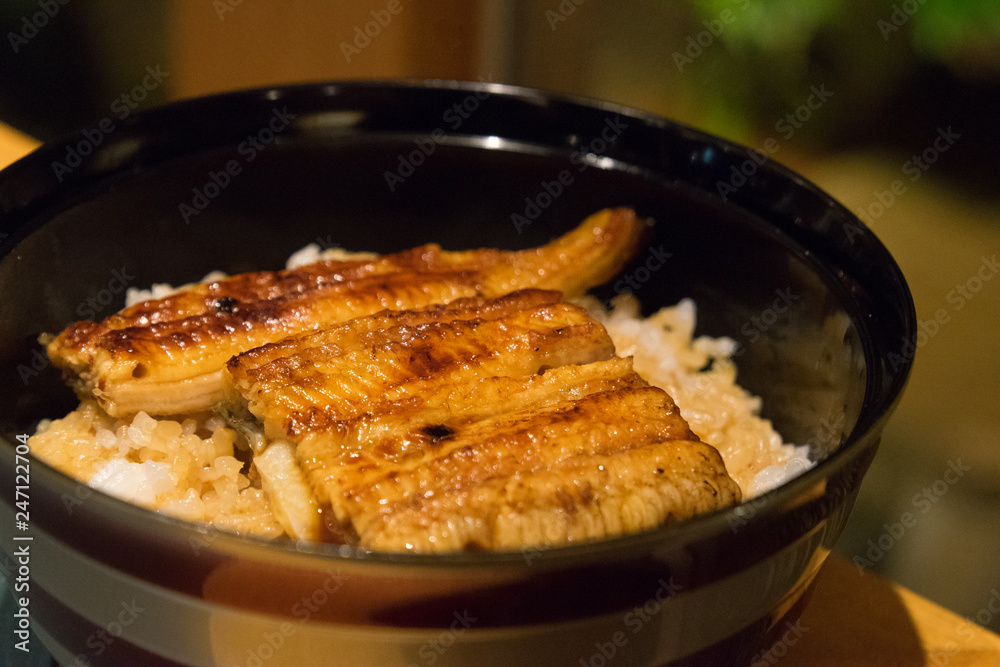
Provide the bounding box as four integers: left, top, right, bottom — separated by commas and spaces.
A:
694, 0, 842, 56
688, 0, 1000, 67
909, 0, 1000, 62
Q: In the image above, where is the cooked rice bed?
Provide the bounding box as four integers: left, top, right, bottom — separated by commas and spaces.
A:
29, 296, 811, 540
582, 295, 810, 498
29, 401, 283, 537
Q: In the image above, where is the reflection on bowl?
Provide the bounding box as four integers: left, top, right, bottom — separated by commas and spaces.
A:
0, 80, 914, 666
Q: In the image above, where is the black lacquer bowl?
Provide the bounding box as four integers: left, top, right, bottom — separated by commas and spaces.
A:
0, 81, 914, 666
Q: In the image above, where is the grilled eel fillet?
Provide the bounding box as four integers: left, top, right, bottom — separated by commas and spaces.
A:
224, 290, 741, 552
43, 208, 644, 418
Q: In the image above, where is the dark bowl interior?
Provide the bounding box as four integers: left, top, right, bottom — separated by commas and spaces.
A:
0, 81, 914, 666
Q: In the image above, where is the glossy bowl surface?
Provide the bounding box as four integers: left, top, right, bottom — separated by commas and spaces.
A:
0, 81, 915, 666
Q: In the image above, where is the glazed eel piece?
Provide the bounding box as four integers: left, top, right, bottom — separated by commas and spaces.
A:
222, 290, 741, 551
44, 208, 645, 417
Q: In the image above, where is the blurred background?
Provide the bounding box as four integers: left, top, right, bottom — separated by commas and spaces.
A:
2, 0, 998, 633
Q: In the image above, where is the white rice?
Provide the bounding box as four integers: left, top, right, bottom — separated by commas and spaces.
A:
579, 294, 812, 497
283, 244, 377, 270
29, 401, 283, 537
125, 270, 228, 307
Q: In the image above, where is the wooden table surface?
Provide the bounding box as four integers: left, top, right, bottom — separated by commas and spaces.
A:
3, 121, 999, 666
791, 555, 1000, 666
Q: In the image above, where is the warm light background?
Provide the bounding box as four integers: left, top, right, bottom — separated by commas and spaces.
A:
1, 0, 998, 633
